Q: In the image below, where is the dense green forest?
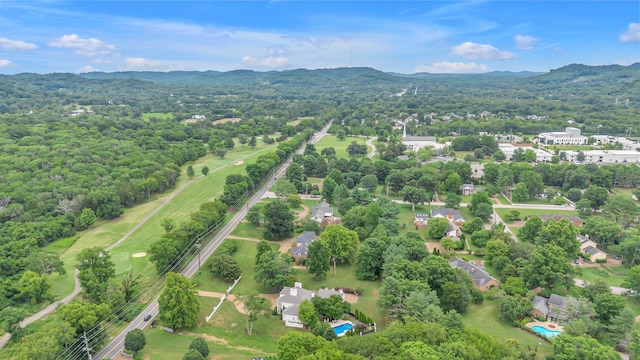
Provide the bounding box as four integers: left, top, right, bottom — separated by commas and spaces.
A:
0, 63, 639, 359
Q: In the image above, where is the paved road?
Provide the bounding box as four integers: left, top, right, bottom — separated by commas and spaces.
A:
95, 122, 332, 359
573, 278, 631, 296
366, 137, 377, 159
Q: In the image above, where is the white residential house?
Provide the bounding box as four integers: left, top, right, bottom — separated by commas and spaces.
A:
310, 201, 334, 223
430, 208, 466, 226
276, 283, 345, 328
445, 222, 462, 238
460, 184, 476, 196
413, 213, 429, 227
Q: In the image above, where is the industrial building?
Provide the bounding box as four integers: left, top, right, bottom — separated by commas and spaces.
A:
538, 127, 588, 145
562, 150, 640, 164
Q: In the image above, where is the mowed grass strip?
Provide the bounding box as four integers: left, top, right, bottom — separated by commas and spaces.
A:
314, 135, 368, 158
49, 143, 276, 299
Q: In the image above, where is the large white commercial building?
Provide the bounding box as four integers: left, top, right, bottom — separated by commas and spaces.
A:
563, 150, 640, 164
590, 135, 640, 151
401, 123, 450, 153
538, 127, 588, 145
499, 143, 554, 162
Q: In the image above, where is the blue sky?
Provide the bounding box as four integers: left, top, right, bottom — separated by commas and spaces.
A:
0, 1, 639, 74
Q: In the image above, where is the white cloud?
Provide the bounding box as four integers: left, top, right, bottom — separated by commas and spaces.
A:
76, 65, 99, 73
620, 23, 640, 43
0, 59, 13, 67
241, 55, 293, 68
414, 61, 489, 73
0, 37, 38, 51
514, 35, 539, 50
123, 57, 176, 71
451, 41, 517, 60
49, 34, 116, 56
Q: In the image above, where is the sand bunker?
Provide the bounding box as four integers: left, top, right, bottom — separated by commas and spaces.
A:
132, 252, 147, 258
233, 160, 244, 165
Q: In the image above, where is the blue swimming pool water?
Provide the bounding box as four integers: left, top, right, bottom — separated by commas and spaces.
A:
532, 325, 562, 338
332, 322, 354, 335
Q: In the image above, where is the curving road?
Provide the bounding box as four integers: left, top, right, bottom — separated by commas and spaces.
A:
366, 137, 377, 159
95, 122, 332, 359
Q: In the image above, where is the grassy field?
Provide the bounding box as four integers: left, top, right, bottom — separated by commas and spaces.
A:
496, 208, 578, 222
314, 135, 368, 159
463, 299, 553, 359
193, 298, 288, 357
193, 239, 280, 295
612, 187, 638, 201
141, 112, 173, 120
576, 265, 628, 287
49, 142, 277, 299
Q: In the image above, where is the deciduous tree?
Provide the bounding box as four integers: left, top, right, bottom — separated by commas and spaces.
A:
320, 225, 359, 275
76, 246, 115, 303
262, 200, 294, 240
238, 291, 272, 335
306, 240, 331, 280
158, 272, 201, 329
124, 329, 146, 354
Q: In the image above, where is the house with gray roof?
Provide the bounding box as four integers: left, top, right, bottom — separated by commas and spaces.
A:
310, 201, 334, 223
413, 213, 429, 227
530, 294, 580, 323
291, 231, 318, 259
536, 214, 584, 227
277, 282, 345, 328
460, 183, 476, 196
578, 234, 607, 262
449, 258, 499, 291
431, 208, 466, 225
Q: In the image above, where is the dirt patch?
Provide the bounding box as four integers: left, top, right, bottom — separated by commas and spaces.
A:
344, 294, 359, 304
297, 204, 310, 220
425, 241, 445, 253
225, 235, 294, 254
233, 160, 244, 165
131, 252, 147, 258
198, 290, 224, 298
198, 291, 277, 315
212, 117, 241, 124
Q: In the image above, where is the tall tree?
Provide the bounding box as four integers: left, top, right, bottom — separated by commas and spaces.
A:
255, 251, 294, 291
262, 200, 294, 240
248, 135, 257, 149
603, 194, 640, 229
18, 270, 51, 304
201, 165, 209, 176
306, 240, 331, 280
583, 185, 610, 211
158, 272, 201, 329
238, 291, 272, 335
399, 185, 431, 211
76, 246, 115, 303
320, 225, 359, 276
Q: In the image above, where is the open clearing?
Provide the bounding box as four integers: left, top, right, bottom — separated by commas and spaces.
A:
212, 117, 241, 124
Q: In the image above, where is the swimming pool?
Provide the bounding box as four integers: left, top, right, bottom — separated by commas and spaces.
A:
531, 325, 562, 338
332, 322, 354, 336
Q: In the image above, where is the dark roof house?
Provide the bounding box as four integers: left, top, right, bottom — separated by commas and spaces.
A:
449, 257, 499, 291
291, 231, 318, 258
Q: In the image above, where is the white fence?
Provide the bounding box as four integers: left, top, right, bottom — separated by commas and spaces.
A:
205, 275, 242, 322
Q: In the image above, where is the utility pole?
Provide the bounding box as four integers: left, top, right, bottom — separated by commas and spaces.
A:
82, 331, 93, 360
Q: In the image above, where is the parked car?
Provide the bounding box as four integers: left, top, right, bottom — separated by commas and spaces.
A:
613, 255, 621, 260
143, 314, 152, 321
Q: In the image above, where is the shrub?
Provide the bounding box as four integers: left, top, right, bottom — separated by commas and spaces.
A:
219, 242, 238, 256
596, 258, 607, 263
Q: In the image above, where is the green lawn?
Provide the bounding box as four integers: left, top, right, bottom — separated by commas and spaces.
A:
463, 299, 553, 359
112, 251, 132, 275
576, 265, 628, 287
49, 143, 277, 300
496, 208, 578, 222
314, 135, 368, 158
295, 264, 388, 328
192, 299, 288, 357
141, 112, 173, 120
193, 239, 280, 295
612, 187, 638, 201
398, 204, 434, 234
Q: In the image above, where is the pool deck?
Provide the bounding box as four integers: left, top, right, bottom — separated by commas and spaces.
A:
330, 319, 353, 328
527, 321, 564, 331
